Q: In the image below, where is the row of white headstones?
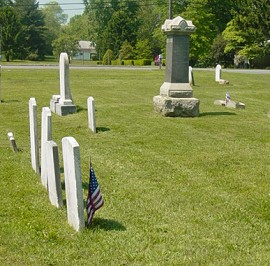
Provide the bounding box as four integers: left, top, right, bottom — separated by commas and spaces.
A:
29, 96, 96, 232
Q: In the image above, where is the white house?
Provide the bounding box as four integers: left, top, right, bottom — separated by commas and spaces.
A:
73, 41, 97, 61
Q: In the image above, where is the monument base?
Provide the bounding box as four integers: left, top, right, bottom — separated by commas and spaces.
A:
55, 103, 76, 116
160, 82, 193, 98
153, 95, 200, 117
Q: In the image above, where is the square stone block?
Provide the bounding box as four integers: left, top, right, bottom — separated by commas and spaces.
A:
153, 95, 199, 117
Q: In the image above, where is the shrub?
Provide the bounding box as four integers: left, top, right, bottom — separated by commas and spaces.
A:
102, 49, 114, 65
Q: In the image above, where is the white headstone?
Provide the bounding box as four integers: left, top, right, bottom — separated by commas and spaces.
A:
87, 96, 96, 133
41, 107, 52, 188
62, 137, 85, 231
189, 66, 195, 86
215, 64, 222, 81
29, 98, 40, 174
59, 53, 72, 105
46, 141, 63, 208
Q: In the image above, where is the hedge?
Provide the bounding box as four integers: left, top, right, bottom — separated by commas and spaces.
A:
111, 59, 152, 66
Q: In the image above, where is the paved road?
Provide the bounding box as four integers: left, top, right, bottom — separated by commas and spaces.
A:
1, 64, 270, 74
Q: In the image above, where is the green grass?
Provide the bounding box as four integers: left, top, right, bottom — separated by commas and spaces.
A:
0, 67, 269, 265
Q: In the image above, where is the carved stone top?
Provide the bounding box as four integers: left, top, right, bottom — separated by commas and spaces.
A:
162, 16, 196, 34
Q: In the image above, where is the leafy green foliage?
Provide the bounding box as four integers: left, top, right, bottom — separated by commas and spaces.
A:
135, 39, 152, 60
0, 6, 21, 61
14, 0, 47, 60
41, 1, 68, 55
52, 31, 79, 60
119, 40, 134, 60
102, 48, 113, 65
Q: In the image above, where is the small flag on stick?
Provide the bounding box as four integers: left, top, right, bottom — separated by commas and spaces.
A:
86, 162, 104, 226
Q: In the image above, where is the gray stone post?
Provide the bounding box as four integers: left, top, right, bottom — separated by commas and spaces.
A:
29, 98, 40, 174
153, 16, 200, 117
41, 107, 52, 188
62, 137, 85, 231
46, 140, 63, 208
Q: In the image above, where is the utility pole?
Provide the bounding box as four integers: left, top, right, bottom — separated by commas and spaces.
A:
169, 0, 172, 19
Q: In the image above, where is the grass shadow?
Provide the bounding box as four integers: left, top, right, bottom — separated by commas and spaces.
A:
96, 127, 110, 133
76, 105, 87, 113
200, 111, 236, 117
1, 99, 20, 103
89, 218, 126, 231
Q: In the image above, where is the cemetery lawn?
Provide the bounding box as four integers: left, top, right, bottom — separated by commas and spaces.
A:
0, 67, 270, 265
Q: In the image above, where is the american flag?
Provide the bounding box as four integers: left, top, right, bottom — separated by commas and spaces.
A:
86, 163, 104, 226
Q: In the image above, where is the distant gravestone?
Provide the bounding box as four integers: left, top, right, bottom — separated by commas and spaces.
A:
50, 53, 76, 116
29, 98, 40, 174
215, 64, 221, 82
41, 107, 52, 188
87, 96, 96, 133
189, 66, 195, 86
46, 140, 63, 208
62, 137, 85, 231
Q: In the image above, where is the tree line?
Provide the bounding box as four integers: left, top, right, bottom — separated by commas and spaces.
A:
0, 0, 269, 67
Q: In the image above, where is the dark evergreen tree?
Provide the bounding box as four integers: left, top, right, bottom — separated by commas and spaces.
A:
0, 6, 22, 61
14, 0, 47, 60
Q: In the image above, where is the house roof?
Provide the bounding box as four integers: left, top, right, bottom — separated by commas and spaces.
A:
78, 41, 96, 51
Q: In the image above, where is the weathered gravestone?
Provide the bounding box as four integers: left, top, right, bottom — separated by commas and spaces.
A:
153, 16, 199, 117
50, 53, 76, 116
29, 98, 40, 174
41, 107, 52, 188
46, 140, 63, 208
7, 132, 18, 152
62, 137, 85, 231
87, 96, 96, 133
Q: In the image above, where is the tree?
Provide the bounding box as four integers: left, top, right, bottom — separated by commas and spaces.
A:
0, 6, 21, 61
52, 30, 79, 61
41, 1, 68, 54
119, 40, 134, 60
69, 14, 90, 40
135, 39, 152, 59
102, 49, 113, 65
14, 0, 47, 60
223, 0, 270, 60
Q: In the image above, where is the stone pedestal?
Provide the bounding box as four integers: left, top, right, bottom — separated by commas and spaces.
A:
154, 16, 199, 117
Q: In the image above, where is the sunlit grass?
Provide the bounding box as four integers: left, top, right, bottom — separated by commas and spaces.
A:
0, 67, 269, 265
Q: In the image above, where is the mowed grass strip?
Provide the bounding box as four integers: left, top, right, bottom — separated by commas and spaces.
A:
0, 68, 269, 265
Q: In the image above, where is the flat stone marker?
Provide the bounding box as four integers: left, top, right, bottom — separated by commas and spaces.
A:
215, 64, 221, 82
62, 137, 85, 231
214, 100, 245, 109
29, 98, 40, 174
41, 107, 52, 189
46, 140, 63, 208
87, 96, 96, 133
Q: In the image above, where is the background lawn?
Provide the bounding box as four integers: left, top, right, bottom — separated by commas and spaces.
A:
0, 67, 269, 265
